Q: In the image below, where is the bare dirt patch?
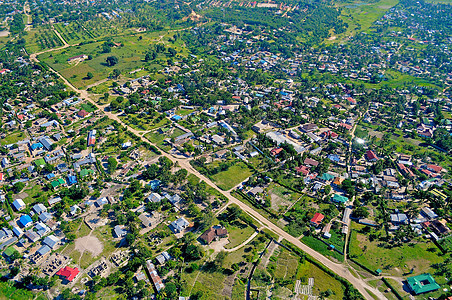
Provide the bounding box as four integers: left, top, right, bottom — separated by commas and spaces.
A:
75, 235, 103, 257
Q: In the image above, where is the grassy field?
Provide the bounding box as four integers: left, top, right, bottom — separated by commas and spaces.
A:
0, 131, 27, 145
266, 182, 302, 213
224, 222, 255, 249
297, 257, 345, 299
301, 235, 344, 262
332, 0, 399, 42
349, 223, 445, 276
145, 130, 172, 152
121, 114, 170, 132
211, 162, 253, 190
37, 30, 188, 88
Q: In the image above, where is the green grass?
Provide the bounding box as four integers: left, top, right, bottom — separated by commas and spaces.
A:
349, 223, 445, 277
334, 0, 400, 41
297, 258, 345, 299
0, 131, 26, 145
175, 109, 195, 116
301, 235, 344, 262
80, 102, 97, 112
0, 281, 37, 300
37, 30, 187, 88
145, 131, 172, 152
211, 162, 253, 190
224, 222, 255, 249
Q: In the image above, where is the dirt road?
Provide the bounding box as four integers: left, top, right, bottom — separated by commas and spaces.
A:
30, 55, 386, 300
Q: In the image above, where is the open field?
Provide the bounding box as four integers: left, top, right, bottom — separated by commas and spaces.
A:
349, 223, 445, 277
211, 162, 253, 190
332, 0, 399, 42
37, 30, 188, 88
0, 131, 27, 145
224, 222, 255, 249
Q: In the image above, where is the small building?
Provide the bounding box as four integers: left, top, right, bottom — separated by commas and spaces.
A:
169, 217, 189, 233
12, 199, 26, 211
56, 266, 80, 282
406, 273, 440, 295
310, 213, 324, 227
114, 225, 127, 238
199, 226, 228, 244
43, 235, 60, 249
332, 194, 348, 204
19, 215, 33, 228
365, 150, 378, 162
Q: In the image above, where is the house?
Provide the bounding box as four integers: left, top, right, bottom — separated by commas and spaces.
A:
67, 54, 88, 62
169, 217, 189, 233
19, 215, 33, 228
24, 230, 40, 243
12, 199, 26, 211
300, 123, 318, 133
248, 186, 264, 197
421, 207, 438, 220
146, 260, 164, 293
199, 226, 228, 244
114, 225, 127, 238
390, 213, 408, 225
155, 251, 172, 265
406, 273, 440, 295
295, 166, 310, 176
77, 110, 89, 118
365, 150, 378, 162
304, 158, 319, 167
270, 147, 283, 156
426, 164, 442, 173
32, 203, 47, 215
39, 212, 53, 223
56, 266, 80, 282
310, 213, 324, 227
43, 235, 60, 249
147, 193, 163, 203
67, 175, 77, 186
95, 197, 108, 207
332, 194, 348, 204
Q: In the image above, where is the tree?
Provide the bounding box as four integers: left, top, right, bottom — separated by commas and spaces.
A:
352, 206, 369, 219
106, 56, 118, 66
107, 157, 118, 174
12, 182, 25, 193
86, 72, 94, 79
111, 69, 121, 78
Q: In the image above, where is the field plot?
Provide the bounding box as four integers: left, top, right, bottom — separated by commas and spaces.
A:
334, 0, 399, 41
349, 223, 445, 277
265, 182, 302, 214
38, 31, 188, 88
24, 25, 63, 53
211, 162, 253, 190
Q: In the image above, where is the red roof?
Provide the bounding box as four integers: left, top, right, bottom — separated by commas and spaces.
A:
56, 266, 80, 282
17, 114, 25, 121
366, 150, 378, 161
295, 166, 310, 176
271, 148, 283, 156
304, 158, 319, 167
427, 164, 442, 173
338, 123, 352, 130
77, 110, 89, 118
311, 213, 324, 225
0, 173, 3, 181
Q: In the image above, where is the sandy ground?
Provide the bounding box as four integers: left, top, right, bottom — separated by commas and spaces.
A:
75, 235, 103, 257
0, 31, 9, 37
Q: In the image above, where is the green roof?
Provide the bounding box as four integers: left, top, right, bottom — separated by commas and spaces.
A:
80, 169, 94, 177
332, 194, 348, 203
407, 273, 440, 294
51, 178, 65, 188
34, 158, 45, 167
320, 173, 335, 181
3, 246, 17, 257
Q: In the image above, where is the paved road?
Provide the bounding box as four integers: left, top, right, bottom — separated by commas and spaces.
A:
30, 55, 387, 300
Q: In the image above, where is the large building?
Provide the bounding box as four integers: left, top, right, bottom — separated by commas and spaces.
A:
406, 273, 440, 295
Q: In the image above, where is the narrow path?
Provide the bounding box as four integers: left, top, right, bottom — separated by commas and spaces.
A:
224, 231, 259, 252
